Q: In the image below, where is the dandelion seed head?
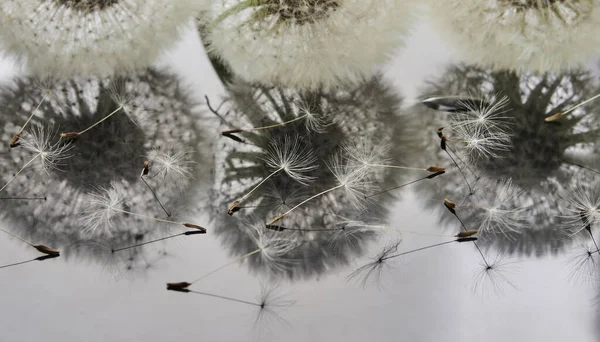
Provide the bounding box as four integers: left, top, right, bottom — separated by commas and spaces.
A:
428, 0, 600, 73
262, 135, 317, 185
0, 0, 204, 77
206, 0, 415, 90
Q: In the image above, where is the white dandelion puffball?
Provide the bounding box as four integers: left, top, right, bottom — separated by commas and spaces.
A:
205, 0, 416, 90
0, 0, 204, 77
428, 0, 600, 73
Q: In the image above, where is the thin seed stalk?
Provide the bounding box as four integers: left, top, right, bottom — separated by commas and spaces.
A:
190, 248, 262, 285
0, 153, 41, 193
267, 184, 343, 225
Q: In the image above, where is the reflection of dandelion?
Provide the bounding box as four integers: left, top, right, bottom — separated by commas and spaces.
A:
348, 237, 476, 288
448, 179, 527, 238
471, 254, 518, 296
567, 243, 600, 284
559, 181, 600, 235
346, 239, 401, 288
168, 282, 295, 328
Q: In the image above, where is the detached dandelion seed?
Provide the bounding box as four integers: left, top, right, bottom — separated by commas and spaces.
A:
81, 183, 207, 237
348, 237, 476, 287
172, 221, 300, 289
228, 136, 317, 214
447, 179, 526, 238
1, 125, 73, 193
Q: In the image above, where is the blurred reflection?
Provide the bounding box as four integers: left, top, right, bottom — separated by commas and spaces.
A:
404, 64, 600, 256
0, 68, 213, 274
208, 75, 411, 279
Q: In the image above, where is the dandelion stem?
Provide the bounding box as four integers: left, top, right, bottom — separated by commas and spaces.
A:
0, 255, 58, 270
112, 232, 187, 253
230, 168, 283, 213
0, 228, 34, 246
140, 176, 171, 217
444, 149, 473, 194
563, 160, 600, 175
450, 211, 490, 267
187, 290, 261, 306
559, 93, 600, 117
190, 248, 262, 285
267, 184, 343, 224
16, 94, 47, 136
0, 258, 37, 269
225, 115, 308, 134
365, 172, 444, 198
447, 145, 480, 180
369, 164, 431, 171
382, 240, 457, 261
0, 153, 41, 193
110, 208, 200, 229
0, 196, 46, 200
65, 105, 123, 136
586, 228, 600, 254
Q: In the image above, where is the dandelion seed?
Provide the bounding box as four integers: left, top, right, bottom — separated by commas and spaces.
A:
228, 136, 317, 214
148, 149, 195, 184
81, 182, 207, 237
177, 220, 299, 287
1, 125, 73, 193
167, 282, 295, 328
